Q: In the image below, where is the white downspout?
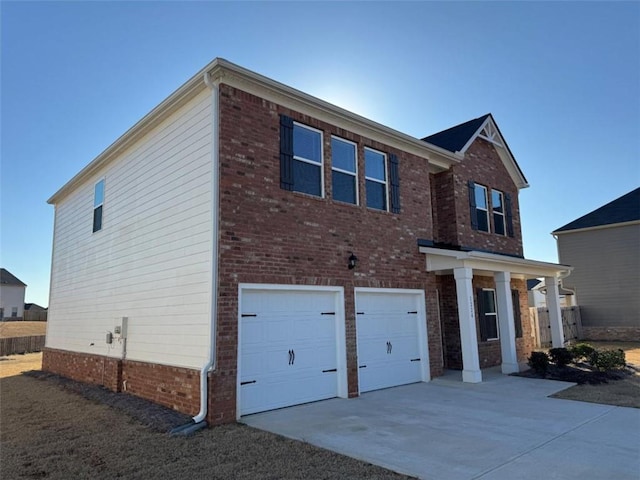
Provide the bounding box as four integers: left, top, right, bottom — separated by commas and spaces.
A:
192, 71, 220, 424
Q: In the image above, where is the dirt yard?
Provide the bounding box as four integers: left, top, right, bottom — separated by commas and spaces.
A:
0, 374, 412, 480
0, 321, 46, 338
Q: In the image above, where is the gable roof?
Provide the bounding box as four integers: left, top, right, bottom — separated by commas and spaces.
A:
554, 187, 640, 233
1, 268, 27, 287
526, 278, 542, 290
422, 113, 529, 189
422, 114, 491, 153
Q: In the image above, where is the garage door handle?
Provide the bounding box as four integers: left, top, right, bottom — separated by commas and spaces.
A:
241, 380, 256, 385
410, 358, 421, 362
322, 368, 337, 373
288, 350, 293, 365
359, 365, 367, 369
387, 341, 392, 354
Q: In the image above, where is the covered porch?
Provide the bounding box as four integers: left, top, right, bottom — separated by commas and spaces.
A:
420, 247, 572, 383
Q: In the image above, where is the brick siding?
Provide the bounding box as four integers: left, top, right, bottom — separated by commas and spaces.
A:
42, 348, 200, 416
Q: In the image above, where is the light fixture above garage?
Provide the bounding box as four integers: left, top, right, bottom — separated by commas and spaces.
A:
348, 252, 358, 270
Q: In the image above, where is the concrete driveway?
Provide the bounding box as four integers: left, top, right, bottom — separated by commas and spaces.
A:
242, 369, 640, 480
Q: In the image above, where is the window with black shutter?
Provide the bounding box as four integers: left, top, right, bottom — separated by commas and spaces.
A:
505, 193, 514, 237
280, 116, 323, 197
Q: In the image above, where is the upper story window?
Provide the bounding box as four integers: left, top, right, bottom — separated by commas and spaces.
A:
331, 136, 357, 205
473, 183, 489, 232
468, 181, 514, 237
365, 148, 387, 211
292, 123, 323, 197
280, 114, 400, 213
93, 179, 105, 233
492, 189, 506, 236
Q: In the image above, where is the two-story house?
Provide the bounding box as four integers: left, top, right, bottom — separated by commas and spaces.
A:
43, 59, 571, 426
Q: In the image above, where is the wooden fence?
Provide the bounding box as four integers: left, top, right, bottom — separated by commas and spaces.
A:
23, 310, 48, 321
530, 306, 583, 348
0, 335, 46, 357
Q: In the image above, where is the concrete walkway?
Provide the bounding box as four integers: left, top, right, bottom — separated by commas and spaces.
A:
242, 369, 640, 480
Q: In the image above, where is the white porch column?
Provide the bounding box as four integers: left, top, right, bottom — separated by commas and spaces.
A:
494, 271, 519, 374
545, 276, 565, 347
454, 267, 482, 383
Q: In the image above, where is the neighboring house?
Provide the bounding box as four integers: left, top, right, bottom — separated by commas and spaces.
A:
553, 187, 640, 341
43, 58, 570, 426
527, 278, 574, 309
0, 268, 27, 320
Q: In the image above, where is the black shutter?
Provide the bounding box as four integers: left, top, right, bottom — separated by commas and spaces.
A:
389, 153, 401, 214
512, 289, 522, 338
505, 193, 514, 237
476, 288, 488, 341
280, 115, 294, 191
468, 181, 478, 230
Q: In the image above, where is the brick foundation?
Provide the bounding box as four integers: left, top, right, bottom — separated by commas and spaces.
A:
42, 348, 200, 416
581, 326, 640, 342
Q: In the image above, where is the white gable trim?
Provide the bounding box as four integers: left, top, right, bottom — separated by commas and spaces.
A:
457, 116, 529, 190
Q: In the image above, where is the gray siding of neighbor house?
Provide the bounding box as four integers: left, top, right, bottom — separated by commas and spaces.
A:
557, 223, 640, 328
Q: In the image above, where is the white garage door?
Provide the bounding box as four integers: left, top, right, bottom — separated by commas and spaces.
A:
239, 288, 341, 416
356, 290, 428, 393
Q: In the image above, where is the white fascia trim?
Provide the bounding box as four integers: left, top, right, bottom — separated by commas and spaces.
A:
552, 219, 640, 236
419, 246, 572, 278
210, 59, 461, 170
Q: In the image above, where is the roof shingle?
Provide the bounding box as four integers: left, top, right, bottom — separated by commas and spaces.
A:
554, 187, 640, 233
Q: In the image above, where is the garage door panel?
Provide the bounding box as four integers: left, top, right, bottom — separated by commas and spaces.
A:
356, 291, 426, 394
240, 288, 340, 416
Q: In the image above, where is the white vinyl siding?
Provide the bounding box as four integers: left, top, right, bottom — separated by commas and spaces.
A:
47, 89, 213, 369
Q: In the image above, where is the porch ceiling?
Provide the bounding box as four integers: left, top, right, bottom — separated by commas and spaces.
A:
418, 247, 572, 279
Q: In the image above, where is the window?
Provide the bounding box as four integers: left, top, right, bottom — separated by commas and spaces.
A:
365, 148, 387, 210
492, 189, 506, 236
292, 123, 323, 197
11, 307, 18, 318
0, 308, 4, 319
473, 184, 489, 232
331, 137, 357, 204
512, 289, 523, 338
93, 179, 105, 233
477, 288, 499, 341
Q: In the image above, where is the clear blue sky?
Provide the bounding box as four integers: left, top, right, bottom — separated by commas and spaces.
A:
2, 1, 639, 307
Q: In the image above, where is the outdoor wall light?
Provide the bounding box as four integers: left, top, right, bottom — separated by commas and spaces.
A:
348, 252, 358, 270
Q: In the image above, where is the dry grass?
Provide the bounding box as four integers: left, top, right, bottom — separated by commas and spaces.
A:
0, 321, 46, 339
0, 352, 42, 378
0, 374, 413, 480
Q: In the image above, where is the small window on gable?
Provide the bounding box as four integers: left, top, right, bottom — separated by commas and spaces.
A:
474, 184, 489, 232
331, 137, 357, 205
93, 179, 105, 233
492, 189, 506, 236
365, 148, 387, 211
292, 123, 323, 197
